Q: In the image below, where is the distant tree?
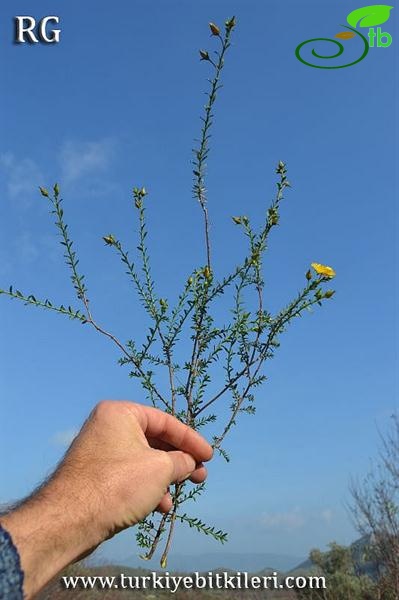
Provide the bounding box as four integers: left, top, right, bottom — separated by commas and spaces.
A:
296, 542, 375, 600
350, 414, 399, 600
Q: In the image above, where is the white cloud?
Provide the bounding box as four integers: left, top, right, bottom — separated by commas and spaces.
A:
59, 139, 115, 184
0, 139, 117, 203
50, 428, 78, 447
260, 507, 335, 533
261, 507, 305, 531
0, 152, 43, 201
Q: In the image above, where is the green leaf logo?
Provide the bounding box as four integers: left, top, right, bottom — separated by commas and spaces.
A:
347, 5, 393, 28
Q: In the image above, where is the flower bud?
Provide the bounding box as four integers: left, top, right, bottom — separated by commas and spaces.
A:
268, 208, 279, 225
232, 216, 242, 225
133, 186, 147, 208
306, 269, 312, 281
159, 298, 168, 311
250, 251, 260, 267
199, 50, 210, 61
53, 183, 60, 196
275, 160, 287, 175
133, 186, 147, 198
225, 16, 236, 30
102, 234, 116, 246
203, 266, 212, 280
39, 187, 49, 198
324, 290, 335, 299
209, 22, 220, 36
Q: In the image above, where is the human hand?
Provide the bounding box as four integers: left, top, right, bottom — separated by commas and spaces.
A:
60, 400, 213, 535
0, 400, 213, 598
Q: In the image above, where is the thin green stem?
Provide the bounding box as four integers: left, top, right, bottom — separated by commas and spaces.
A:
193, 25, 234, 269
0, 289, 87, 322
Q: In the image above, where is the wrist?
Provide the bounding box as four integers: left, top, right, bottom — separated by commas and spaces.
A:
0, 473, 104, 598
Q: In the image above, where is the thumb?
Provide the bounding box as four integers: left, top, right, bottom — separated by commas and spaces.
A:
166, 451, 196, 483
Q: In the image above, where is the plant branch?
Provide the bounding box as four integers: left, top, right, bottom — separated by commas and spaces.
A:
193, 21, 235, 269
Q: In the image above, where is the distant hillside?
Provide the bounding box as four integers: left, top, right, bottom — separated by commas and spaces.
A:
289, 535, 378, 579
99, 551, 304, 573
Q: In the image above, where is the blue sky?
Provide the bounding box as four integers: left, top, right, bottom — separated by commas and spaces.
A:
0, 0, 397, 566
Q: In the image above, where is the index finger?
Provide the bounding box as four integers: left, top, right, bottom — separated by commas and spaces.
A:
128, 403, 213, 462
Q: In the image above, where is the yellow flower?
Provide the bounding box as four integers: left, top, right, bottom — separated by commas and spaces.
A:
311, 262, 336, 278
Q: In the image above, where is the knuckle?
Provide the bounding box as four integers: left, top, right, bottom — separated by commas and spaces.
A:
185, 454, 196, 472
155, 450, 174, 478
93, 399, 117, 419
